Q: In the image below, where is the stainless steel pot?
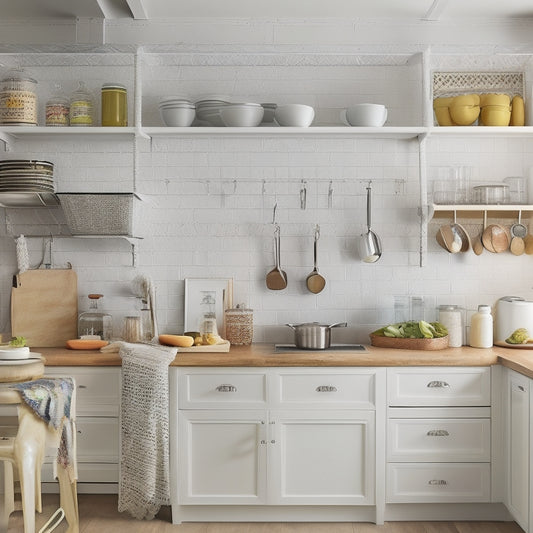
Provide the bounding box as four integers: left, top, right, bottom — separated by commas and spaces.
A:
286, 321, 347, 350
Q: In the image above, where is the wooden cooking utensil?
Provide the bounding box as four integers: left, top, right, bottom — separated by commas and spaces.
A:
524, 233, 533, 255
451, 211, 470, 252
436, 224, 461, 253
306, 225, 326, 294
266, 224, 287, 290
482, 223, 509, 253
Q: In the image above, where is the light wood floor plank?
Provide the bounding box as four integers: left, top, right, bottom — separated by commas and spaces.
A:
5, 494, 527, 533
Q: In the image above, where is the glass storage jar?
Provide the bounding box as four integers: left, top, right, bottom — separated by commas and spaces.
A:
0, 69, 38, 126
437, 304, 464, 347
78, 294, 113, 340
225, 305, 253, 345
45, 84, 69, 126
69, 81, 93, 126
101, 83, 127, 126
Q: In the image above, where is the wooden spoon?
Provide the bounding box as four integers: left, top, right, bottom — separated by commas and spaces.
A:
266, 224, 287, 290
524, 234, 533, 255
306, 225, 326, 294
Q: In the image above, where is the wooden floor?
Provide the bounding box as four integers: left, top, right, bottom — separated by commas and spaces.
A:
6, 494, 526, 533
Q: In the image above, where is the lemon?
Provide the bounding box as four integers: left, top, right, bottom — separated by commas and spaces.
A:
194, 336, 203, 346
205, 334, 217, 345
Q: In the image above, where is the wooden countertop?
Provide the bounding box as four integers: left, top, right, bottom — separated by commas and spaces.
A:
34, 343, 533, 379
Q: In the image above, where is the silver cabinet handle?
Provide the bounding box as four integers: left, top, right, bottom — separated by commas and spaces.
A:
428, 479, 447, 486
518, 385, 526, 392
216, 384, 237, 392
427, 429, 449, 437
270, 440, 276, 444
316, 385, 337, 392
427, 380, 450, 388
78, 385, 87, 389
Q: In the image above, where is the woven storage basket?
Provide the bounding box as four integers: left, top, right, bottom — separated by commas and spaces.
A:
370, 334, 449, 351
57, 193, 140, 236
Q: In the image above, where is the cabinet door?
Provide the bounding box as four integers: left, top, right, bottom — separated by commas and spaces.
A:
268, 409, 375, 505
178, 409, 267, 504
506, 370, 530, 532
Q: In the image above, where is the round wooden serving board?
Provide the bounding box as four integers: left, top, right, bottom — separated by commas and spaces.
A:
369, 334, 449, 351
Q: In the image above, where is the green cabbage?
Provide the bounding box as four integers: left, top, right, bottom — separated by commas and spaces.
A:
372, 321, 448, 339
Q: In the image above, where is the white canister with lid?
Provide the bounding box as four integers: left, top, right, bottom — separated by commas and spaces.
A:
438, 305, 463, 347
469, 305, 493, 348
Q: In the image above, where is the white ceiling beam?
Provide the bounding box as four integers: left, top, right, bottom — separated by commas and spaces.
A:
125, 0, 148, 19
422, 0, 449, 21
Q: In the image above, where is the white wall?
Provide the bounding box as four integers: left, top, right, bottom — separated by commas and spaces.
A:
2, 18, 533, 344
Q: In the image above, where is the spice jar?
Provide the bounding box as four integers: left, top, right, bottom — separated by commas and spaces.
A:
438, 305, 464, 348
225, 305, 253, 345
45, 84, 69, 126
69, 81, 93, 126
0, 69, 38, 126
101, 83, 127, 127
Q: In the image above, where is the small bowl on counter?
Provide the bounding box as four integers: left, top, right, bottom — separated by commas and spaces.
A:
274, 104, 315, 127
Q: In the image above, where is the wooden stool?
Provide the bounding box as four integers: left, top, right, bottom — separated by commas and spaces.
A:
0, 388, 47, 533
0, 372, 79, 533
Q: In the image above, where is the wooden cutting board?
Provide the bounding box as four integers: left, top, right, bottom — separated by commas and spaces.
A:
11, 269, 78, 347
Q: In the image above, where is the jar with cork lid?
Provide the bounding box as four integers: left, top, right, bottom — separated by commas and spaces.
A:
225, 305, 253, 345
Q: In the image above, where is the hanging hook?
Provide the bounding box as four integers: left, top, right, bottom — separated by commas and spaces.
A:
272, 203, 278, 225
328, 180, 333, 208
300, 180, 307, 210
315, 224, 320, 240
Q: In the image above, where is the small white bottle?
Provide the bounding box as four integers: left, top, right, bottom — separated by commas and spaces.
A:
469, 305, 493, 348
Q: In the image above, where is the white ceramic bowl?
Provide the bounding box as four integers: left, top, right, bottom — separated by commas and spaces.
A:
274, 104, 315, 127
341, 104, 387, 127
160, 105, 196, 127
261, 103, 278, 123
219, 104, 264, 127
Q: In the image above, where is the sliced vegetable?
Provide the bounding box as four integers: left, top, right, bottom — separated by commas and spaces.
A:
505, 328, 531, 345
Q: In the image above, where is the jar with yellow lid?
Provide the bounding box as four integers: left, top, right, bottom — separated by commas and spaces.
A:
0, 69, 38, 126
101, 83, 127, 127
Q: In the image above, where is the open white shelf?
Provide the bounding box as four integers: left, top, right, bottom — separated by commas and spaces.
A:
431, 204, 533, 219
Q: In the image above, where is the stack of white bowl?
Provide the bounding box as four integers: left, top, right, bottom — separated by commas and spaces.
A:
195, 96, 231, 127
219, 103, 264, 127
159, 97, 196, 127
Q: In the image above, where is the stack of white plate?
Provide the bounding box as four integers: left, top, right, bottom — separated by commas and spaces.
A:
0, 160, 55, 193
195, 96, 231, 126
159, 97, 196, 127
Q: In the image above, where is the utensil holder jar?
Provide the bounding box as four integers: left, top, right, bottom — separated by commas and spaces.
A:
225, 306, 253, 345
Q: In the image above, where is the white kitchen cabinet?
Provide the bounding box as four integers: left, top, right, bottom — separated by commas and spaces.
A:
386, 367, 492, 505
42, 366, 120, 493
269, 409, 375, 505
504, 368, 530, 532
178, 409, 267, 504
171, 367, 384, 523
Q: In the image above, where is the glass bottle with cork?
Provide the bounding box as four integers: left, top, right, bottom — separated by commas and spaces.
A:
78, 294, 113, 340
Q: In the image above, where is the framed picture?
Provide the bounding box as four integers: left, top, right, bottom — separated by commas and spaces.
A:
184, 278, 233, 336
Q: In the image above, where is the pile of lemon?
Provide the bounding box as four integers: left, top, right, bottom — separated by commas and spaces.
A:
433, 93, 524, 126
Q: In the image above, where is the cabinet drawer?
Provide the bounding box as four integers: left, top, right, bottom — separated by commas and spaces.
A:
45, 417, 119, 464
178, 370, 267, 408
386, 463, 491, 503
387, 367, 491, 406
45, 367, 120, 416
42, 462, 119, 484
388, 418, 491, 462
272, 369, 376, 409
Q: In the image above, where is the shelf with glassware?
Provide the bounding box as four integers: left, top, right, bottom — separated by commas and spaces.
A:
430, 204, 533, 220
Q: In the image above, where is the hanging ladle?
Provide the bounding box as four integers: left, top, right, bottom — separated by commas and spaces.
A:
360, 184, 382, 263
306, 225, 326, 294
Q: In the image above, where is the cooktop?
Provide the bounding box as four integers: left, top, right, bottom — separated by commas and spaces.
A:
274, 344, 366, 353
